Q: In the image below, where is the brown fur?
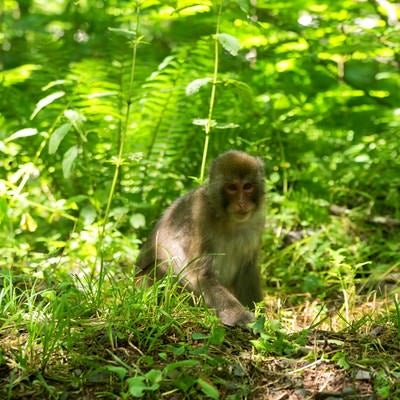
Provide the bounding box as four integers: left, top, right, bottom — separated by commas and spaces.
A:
137, 150, 265, 326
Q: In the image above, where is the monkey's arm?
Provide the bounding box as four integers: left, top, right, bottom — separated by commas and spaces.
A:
183, 259, 255, 326
232, 261, 263, 309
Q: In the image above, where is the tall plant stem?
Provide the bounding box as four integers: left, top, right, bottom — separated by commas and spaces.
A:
199, 0, 223, 182
97, 3, 141, 298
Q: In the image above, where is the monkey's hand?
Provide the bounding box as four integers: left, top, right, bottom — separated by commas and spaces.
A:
218, 307, 255, 327
190, 274, 256, 327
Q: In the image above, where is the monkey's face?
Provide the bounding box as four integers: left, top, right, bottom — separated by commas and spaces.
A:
223, 180, 257, 222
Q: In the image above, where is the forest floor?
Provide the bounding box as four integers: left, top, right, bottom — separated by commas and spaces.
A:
1, 294, 398, 400
1, 217, 399, 399
244, 328, 392, 399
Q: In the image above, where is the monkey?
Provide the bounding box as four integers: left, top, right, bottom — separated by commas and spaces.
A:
136, 150, 265, 326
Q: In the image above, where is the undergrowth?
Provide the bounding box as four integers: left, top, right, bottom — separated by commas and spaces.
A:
1, 210, 399, 399
1, 0, 400, 398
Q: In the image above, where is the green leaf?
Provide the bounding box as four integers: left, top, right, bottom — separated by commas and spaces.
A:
332, 351, 350, 369
49, 123, 71, 154
64, 109, 86, 127
130, 213, 146, 229
105, 365, 128, 380
164, 359, 199, 375
269, 172, 280, 183
215, 122, 239, 129
216, 33, 241, 56
65, 195, 88, 205
1, 64, 41, 86
176, 4, 211, 16
41, 289, 57, 301
344, 60, 377, 87
354, 154, 371, 163
235, 0, 250, 14
0, 197, 8, 225
250, 315, 266, 334
6, 128, 38, 142
109, 206, 129, 219
192, 332, 208, 340
20, 212, 38, 232
127, 376, 147, 397
209, 326, 225, 345
126, 371, 161, 397
185, 77, 211, 96
30, 91, 65, 119
64, 109, 86, 141
197, 378, 219, 399
108, 27, 136, 38
145, 369, 162, 386
62, 145, 79, 179
192, 118, 217, 127
42, 79, 68, 91
81, 205, 97, 226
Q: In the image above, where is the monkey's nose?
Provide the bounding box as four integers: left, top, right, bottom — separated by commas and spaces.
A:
238, 201, 246, 209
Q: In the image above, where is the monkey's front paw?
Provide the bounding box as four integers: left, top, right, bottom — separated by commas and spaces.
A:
218, 308, 255, 327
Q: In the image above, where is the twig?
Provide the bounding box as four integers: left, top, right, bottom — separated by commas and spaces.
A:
329, 204, 400, 227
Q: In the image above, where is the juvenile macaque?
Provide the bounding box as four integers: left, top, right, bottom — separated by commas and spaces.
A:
137, 150, 265, 326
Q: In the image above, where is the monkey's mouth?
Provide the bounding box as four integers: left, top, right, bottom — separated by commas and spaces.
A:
232, 211, 251, 222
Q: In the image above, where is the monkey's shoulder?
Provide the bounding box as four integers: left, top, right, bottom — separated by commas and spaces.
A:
159, 187, 207, 226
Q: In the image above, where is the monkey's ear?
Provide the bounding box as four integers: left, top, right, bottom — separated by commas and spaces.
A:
256, 157, 265, 174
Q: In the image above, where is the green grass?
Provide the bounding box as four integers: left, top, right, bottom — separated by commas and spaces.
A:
1, 212, 399, 399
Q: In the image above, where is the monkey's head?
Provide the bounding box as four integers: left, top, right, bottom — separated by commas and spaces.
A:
208, 150, 265, 223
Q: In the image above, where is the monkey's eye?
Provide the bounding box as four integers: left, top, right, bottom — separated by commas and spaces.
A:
225, 183, 238, 193
243, 183, 254, 191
